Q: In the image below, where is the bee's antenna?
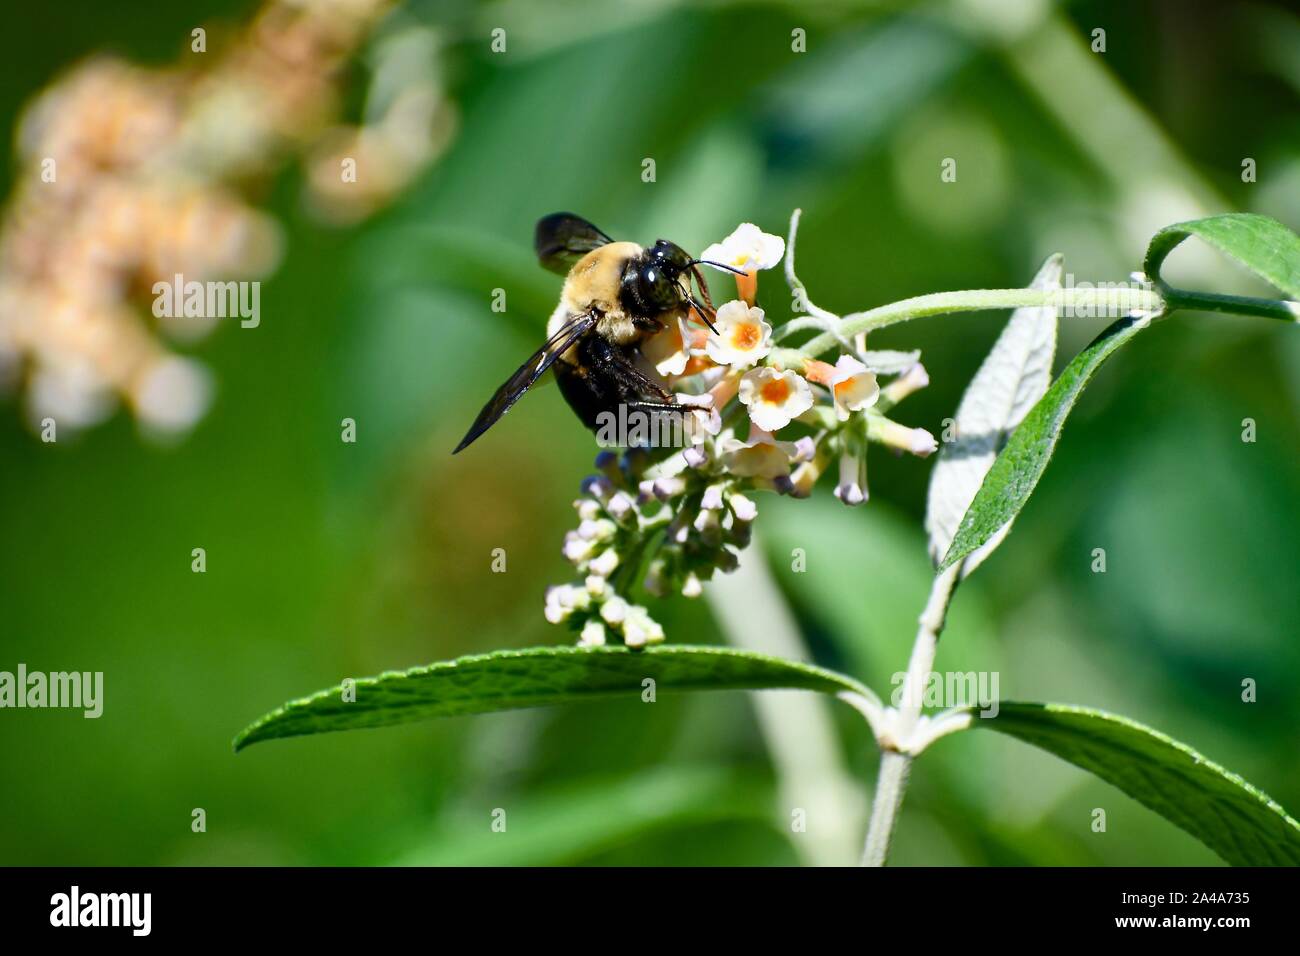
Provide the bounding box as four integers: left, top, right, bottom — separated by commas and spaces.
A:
690, 263, 716, 313
689, 258, 748, 276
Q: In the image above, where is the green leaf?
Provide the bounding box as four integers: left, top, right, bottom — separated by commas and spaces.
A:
1145, 213, 1300, 299
926, 253, 1060, 575
939, 314, 1147, 571
975, 702, 1300, 866
234, 645, 871, 751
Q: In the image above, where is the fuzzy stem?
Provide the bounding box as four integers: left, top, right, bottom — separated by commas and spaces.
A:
861, 563, 961, 866
795, 287, 1165, 357
791, 285, 1295, 359
861, 752, 910, 867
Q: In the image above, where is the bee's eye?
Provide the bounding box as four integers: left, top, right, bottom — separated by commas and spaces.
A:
652, 241, 691, 275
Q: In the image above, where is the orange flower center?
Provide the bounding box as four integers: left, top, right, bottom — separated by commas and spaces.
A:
731, 323, 760, 350
760, 378, 791, 404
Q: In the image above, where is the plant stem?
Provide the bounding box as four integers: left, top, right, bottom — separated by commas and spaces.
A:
1162, 287, 1299, 322
789, 285, 1297, 360
861, 752, 910, 866
861, 563, 960, 866
794, 288, 1160, 357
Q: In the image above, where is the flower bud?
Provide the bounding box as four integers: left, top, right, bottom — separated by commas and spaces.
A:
578, 619, 607, 647
653, 476, 687, 501
562, 532, 596, 563
606, 491, 635, 520
580, 475, 614, 500
588, 548, 620, 578
868, 417, 938, 457
728, 492, 757, 522
600, 596, 629, 626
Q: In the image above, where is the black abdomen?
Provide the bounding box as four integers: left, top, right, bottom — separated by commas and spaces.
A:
554, 335, 672, 435
554, 336, 633, 431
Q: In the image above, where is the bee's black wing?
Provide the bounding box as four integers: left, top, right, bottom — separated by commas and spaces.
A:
535, 213, 614, 275
453, 312, 598, 453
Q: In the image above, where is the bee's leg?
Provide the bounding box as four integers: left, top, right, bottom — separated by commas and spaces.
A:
624, 400, 687, 430
625, 400, 682, 412
586, 337, 675, 402
631, 315, 665, 333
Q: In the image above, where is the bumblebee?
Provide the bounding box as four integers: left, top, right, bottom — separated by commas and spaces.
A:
454, 213, 741, 453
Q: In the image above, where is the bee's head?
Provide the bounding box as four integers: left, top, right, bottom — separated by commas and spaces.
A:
622, 240, 747, 332
648, 239, 694, 278
621, 240, 694, 313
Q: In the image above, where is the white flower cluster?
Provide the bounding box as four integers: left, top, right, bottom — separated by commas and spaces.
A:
543, 443, 769, 647
643, 478, 757, 599
544, 582, 665, 649
544, 219, 939, 647
545, 471, 668, 648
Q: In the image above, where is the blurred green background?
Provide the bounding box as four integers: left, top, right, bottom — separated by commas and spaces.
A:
2, 0, 1298, 866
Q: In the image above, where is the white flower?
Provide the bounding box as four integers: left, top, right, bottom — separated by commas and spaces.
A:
642, 316, 690, 377
600, 596, 629, 626
606, 491, 634, 520
834, 451, 868, 506
720, 428, 799, 479
728, 491, 757, 522
544, 595, 568, 625
827, 355, 880, 421
908, 429, 938, 457
651, 476, 687, 500
674, 391, 721, 444
700, 223, 785, 273
621, 605, 665, 648
588, 548, 620, 578
700, 482, 726, 511
562, 532, 596, 564
693, 506, 720, 536
577, 518, 616, 541
738, 366, 814, 432
578, 619, 607, 647
874, 418, 938, 457
544, 584, 590, 624
580, 475, 614, 500
705, 301, 772, 367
